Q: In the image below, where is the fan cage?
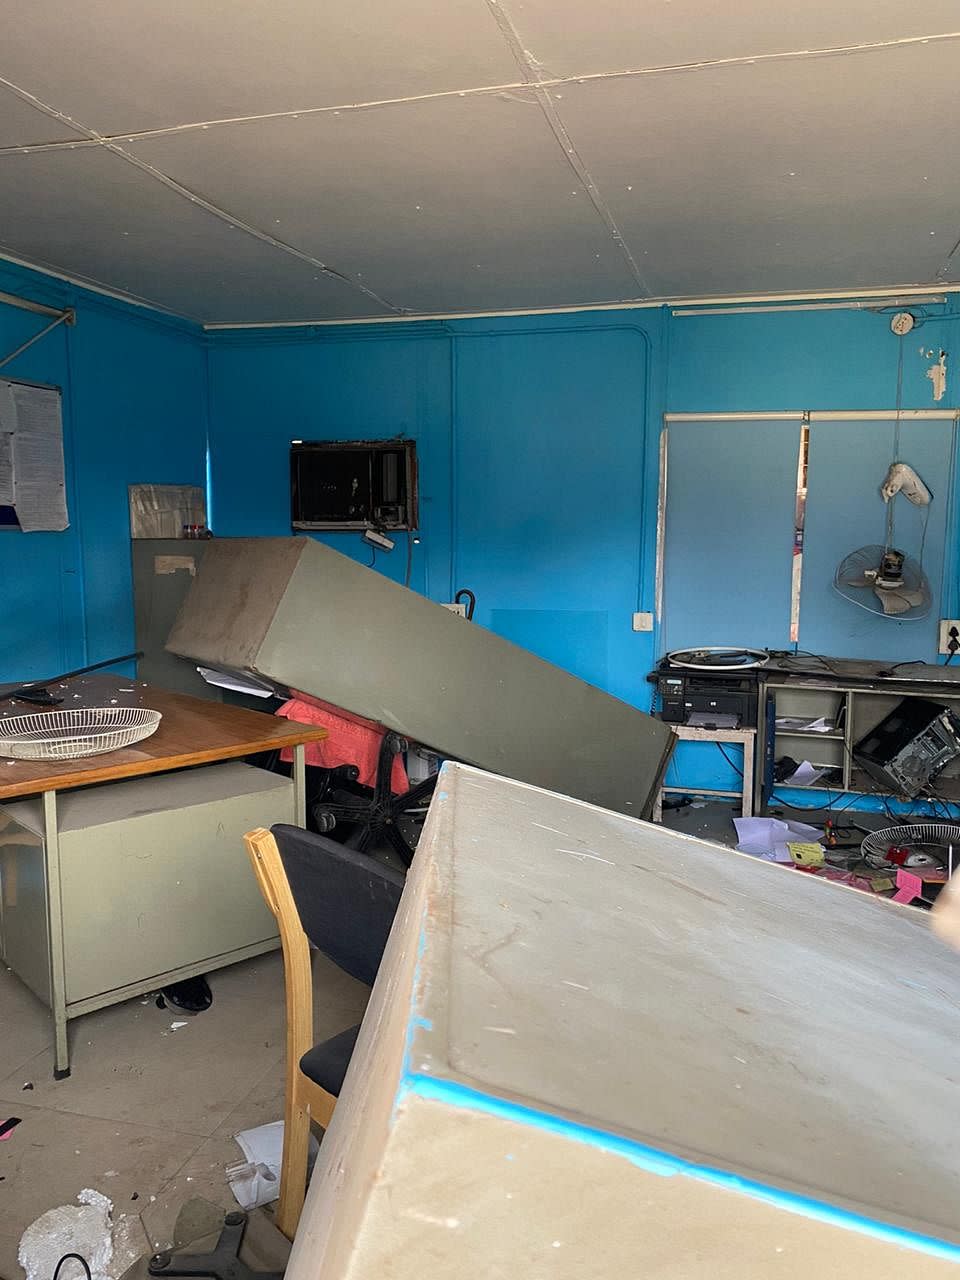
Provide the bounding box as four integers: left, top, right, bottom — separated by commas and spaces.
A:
860, 823, 960, 864
0, 707, 162, 760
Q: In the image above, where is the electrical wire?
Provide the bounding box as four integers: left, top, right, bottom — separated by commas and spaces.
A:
52, 1256, 92, 1280
714, 742, 743, 778
776, 649, 846, 677
769, 790, 862, 814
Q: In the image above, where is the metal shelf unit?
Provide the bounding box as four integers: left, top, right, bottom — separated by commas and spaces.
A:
757, 674, 960, 812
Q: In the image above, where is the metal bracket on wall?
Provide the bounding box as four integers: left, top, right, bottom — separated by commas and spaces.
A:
0, 289, 75, 371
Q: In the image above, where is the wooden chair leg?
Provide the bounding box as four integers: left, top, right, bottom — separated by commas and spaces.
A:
276, 1075, 311, 1241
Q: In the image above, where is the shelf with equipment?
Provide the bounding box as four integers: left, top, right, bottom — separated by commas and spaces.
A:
756, 659, 960, 813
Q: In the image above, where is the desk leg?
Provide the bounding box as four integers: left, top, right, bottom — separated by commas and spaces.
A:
741, 736, 755, 818
293, 744, 306, 828
42, 789, 70, 1079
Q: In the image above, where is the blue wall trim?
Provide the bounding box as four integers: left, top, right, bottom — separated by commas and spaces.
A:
401, 1072, 960, 1263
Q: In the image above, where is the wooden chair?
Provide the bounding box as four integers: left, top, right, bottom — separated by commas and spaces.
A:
243, 825, 404, 1239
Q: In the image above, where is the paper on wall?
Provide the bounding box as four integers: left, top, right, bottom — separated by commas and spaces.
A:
9, 382, 68, 532
0, 381, 15, 506
0, 433, 13, 507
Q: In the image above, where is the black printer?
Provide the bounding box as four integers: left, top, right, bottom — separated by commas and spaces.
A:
649, 657, 760, 729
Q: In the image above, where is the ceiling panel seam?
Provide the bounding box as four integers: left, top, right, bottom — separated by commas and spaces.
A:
5, 28, 960, 157
485, 0, 652, 296
0, 73, 406, 316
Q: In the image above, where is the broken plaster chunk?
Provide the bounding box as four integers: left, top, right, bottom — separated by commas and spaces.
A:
18, 1189, 122, 1280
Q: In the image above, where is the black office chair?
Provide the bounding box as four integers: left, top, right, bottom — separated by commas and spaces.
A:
312, 730, 439, 867
243, 823, 404, 1238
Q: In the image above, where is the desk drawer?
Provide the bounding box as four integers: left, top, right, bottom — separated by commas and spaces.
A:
0, 763, 290, 1006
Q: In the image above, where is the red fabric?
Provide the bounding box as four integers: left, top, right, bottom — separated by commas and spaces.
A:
276, 691, 408, 793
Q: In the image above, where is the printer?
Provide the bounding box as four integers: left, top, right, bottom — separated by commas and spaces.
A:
649, 657, 759, 729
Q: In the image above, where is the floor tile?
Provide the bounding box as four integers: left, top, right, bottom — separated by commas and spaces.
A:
139, 1133, 241, 1253
0, 956, 290, 1134
0, 1104, 199, 1280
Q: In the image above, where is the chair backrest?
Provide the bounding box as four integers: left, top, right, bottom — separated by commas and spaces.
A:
270, 823, 405, 986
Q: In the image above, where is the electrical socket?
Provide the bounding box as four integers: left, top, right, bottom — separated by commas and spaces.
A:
632, 612, 654, 632
938, 619, 960, 655
442, 602, 467, 617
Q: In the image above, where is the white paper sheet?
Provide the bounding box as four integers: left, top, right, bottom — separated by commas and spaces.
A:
6, 381, 68, 531
775, 715, 835, 733
784, 760, 831, 787
0, 382, 16, 506
0, 433, 13, 507
733, 816, 822, 861
197, 665, 275, 698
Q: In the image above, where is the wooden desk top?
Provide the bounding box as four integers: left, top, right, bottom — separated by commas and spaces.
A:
0, 675, 327, 800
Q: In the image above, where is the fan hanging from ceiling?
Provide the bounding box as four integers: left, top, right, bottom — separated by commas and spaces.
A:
833, 326, 933, 621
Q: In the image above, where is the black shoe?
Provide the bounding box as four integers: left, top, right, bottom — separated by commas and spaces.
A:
162, 975, 212, 1013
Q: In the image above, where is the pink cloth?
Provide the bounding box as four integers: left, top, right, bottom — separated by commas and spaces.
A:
276, 691, 408, 793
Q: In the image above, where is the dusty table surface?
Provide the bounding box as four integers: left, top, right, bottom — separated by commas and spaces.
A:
409, 765, 960, 1245
0, 674, 327, 798
290, 764, 960, 1280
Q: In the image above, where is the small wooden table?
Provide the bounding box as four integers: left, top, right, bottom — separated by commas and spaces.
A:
0, 675, 328, 1075
652, 723, 755, 822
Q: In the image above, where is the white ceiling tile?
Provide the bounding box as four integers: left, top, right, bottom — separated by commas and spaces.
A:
0, 84, 83, 148
501, 0, 960, 77
556, 41, 960, 296
128, 92, 641, 315
0, 147, 381, 321
0, 0, 520, 135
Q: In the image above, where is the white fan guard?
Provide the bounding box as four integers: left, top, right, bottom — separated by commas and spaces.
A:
0, 707, 162, 760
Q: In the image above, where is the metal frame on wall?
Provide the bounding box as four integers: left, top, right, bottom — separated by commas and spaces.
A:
654, 408, 960, 651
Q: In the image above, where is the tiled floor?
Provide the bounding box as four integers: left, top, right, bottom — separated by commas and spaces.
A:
0, 951, 367, 1279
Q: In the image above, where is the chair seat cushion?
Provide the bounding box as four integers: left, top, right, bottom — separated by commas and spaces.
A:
299, 1024, 361, 1096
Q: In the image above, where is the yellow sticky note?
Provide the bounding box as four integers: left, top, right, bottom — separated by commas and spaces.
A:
787, 842, 825, 867
871, 876, 895, 893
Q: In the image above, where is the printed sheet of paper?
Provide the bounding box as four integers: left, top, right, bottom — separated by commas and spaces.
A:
0, 381, 15, 506
7, 381, 68, 531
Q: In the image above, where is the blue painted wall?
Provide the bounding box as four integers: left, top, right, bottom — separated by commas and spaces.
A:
4, 249, 958, 818
206, 300, 960, 812
207, 310, 667, 712
0, 260, 206, 682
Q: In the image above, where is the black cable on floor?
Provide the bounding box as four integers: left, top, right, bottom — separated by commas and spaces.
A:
52, 1256, 92, 1280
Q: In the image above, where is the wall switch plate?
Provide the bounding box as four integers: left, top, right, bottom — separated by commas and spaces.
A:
442, 602, 467, 617
632, 611, 654, 632
938, 619, 960, 655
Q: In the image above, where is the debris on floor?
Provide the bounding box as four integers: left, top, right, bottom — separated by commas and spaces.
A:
0, 1116, 22, 1140
18, 1189, 142, 1280
227, 1122, 318, 1210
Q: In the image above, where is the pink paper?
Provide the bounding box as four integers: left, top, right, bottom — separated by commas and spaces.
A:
892, 869, 923, 904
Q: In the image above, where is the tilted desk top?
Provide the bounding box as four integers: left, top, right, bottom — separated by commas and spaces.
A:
290, 762, 960, 1279
0, 674, 327, 799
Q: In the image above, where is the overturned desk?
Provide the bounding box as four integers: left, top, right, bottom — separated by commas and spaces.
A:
0, 675, 327, 1076
292, 763, 960, 1279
